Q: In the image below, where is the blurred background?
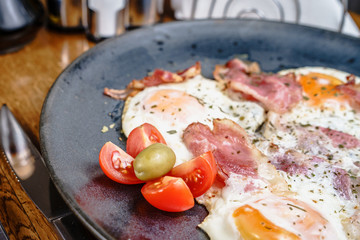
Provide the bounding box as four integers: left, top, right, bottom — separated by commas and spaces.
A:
1, 0, 360, 54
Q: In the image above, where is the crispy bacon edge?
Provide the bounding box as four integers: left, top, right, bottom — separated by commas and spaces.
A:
103, 62, 201, 100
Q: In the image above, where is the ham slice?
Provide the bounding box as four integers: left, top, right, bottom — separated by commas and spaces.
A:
268, 143, 355, 201
319, 127, 360, 149
104, 62, 201, 100
183, 119, 258, 179
214, 59, 302, 113
332, 168, 352, 200
269, 150, 312, 175
183, 119, 287, 191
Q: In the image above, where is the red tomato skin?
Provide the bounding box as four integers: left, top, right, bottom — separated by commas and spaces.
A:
169, 151, 217, 197
99, 141, 143, 184
126, 123, 167, 158
141, 176, 194, 212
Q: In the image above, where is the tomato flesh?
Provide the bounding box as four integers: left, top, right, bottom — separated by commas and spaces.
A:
99, 141, 143, 184
126, 123, 167, 158
141, 176, 194, 212
170, 151, 217, 197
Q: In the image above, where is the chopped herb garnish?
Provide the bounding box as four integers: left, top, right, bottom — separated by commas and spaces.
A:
167, 130, 177, 134
218, 107, 226, 113
287, 203, 307, 212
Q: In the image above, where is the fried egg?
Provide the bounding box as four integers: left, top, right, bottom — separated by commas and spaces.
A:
276, 67, 360, 138
122, 75, 265, 165
197, 172, 351, 240
262, 67, 360, 174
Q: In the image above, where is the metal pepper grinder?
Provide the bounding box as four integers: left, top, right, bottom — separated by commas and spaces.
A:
82, 0, 128, 42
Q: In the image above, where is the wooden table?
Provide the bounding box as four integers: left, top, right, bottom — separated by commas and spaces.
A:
0, 11, 359, 239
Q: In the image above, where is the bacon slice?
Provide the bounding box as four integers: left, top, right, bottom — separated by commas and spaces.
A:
103, 88, 139, 100
214, 59, 302, 113
182, 119, 287, 192
319, 127, 360, 149
104, 62, 201, 100
177, 61, 201, 80
336, 75, 360, 111
214, 58, 260, 77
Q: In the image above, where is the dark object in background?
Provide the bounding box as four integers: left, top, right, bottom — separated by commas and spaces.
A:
127, 0, 160, 29
83, 0, 162, 42
0, 0, 44, 54
46, 0, 84, 31
349, 0, 360, 14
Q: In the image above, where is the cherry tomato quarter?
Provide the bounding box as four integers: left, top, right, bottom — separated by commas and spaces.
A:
141, 176, 194, 212
126, 123, 167, 158
99, 141, 143, 184
169, 151, 217, 197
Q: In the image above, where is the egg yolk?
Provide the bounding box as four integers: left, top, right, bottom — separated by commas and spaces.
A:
233, 197, 334, 240
299, 72, 348, 106
143, 89, 205, 125
233, 205, 300, 240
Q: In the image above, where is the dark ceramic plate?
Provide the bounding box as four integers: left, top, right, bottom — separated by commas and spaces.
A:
40, 19, 360, 239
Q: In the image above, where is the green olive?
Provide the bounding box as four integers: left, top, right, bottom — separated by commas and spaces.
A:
134, 143, 176, 181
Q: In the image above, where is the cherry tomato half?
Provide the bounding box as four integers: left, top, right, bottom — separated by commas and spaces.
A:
141, 176, 194, 212
169, 151, 217, 197
126, 123, 167, 158
99, 141, 143, 184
